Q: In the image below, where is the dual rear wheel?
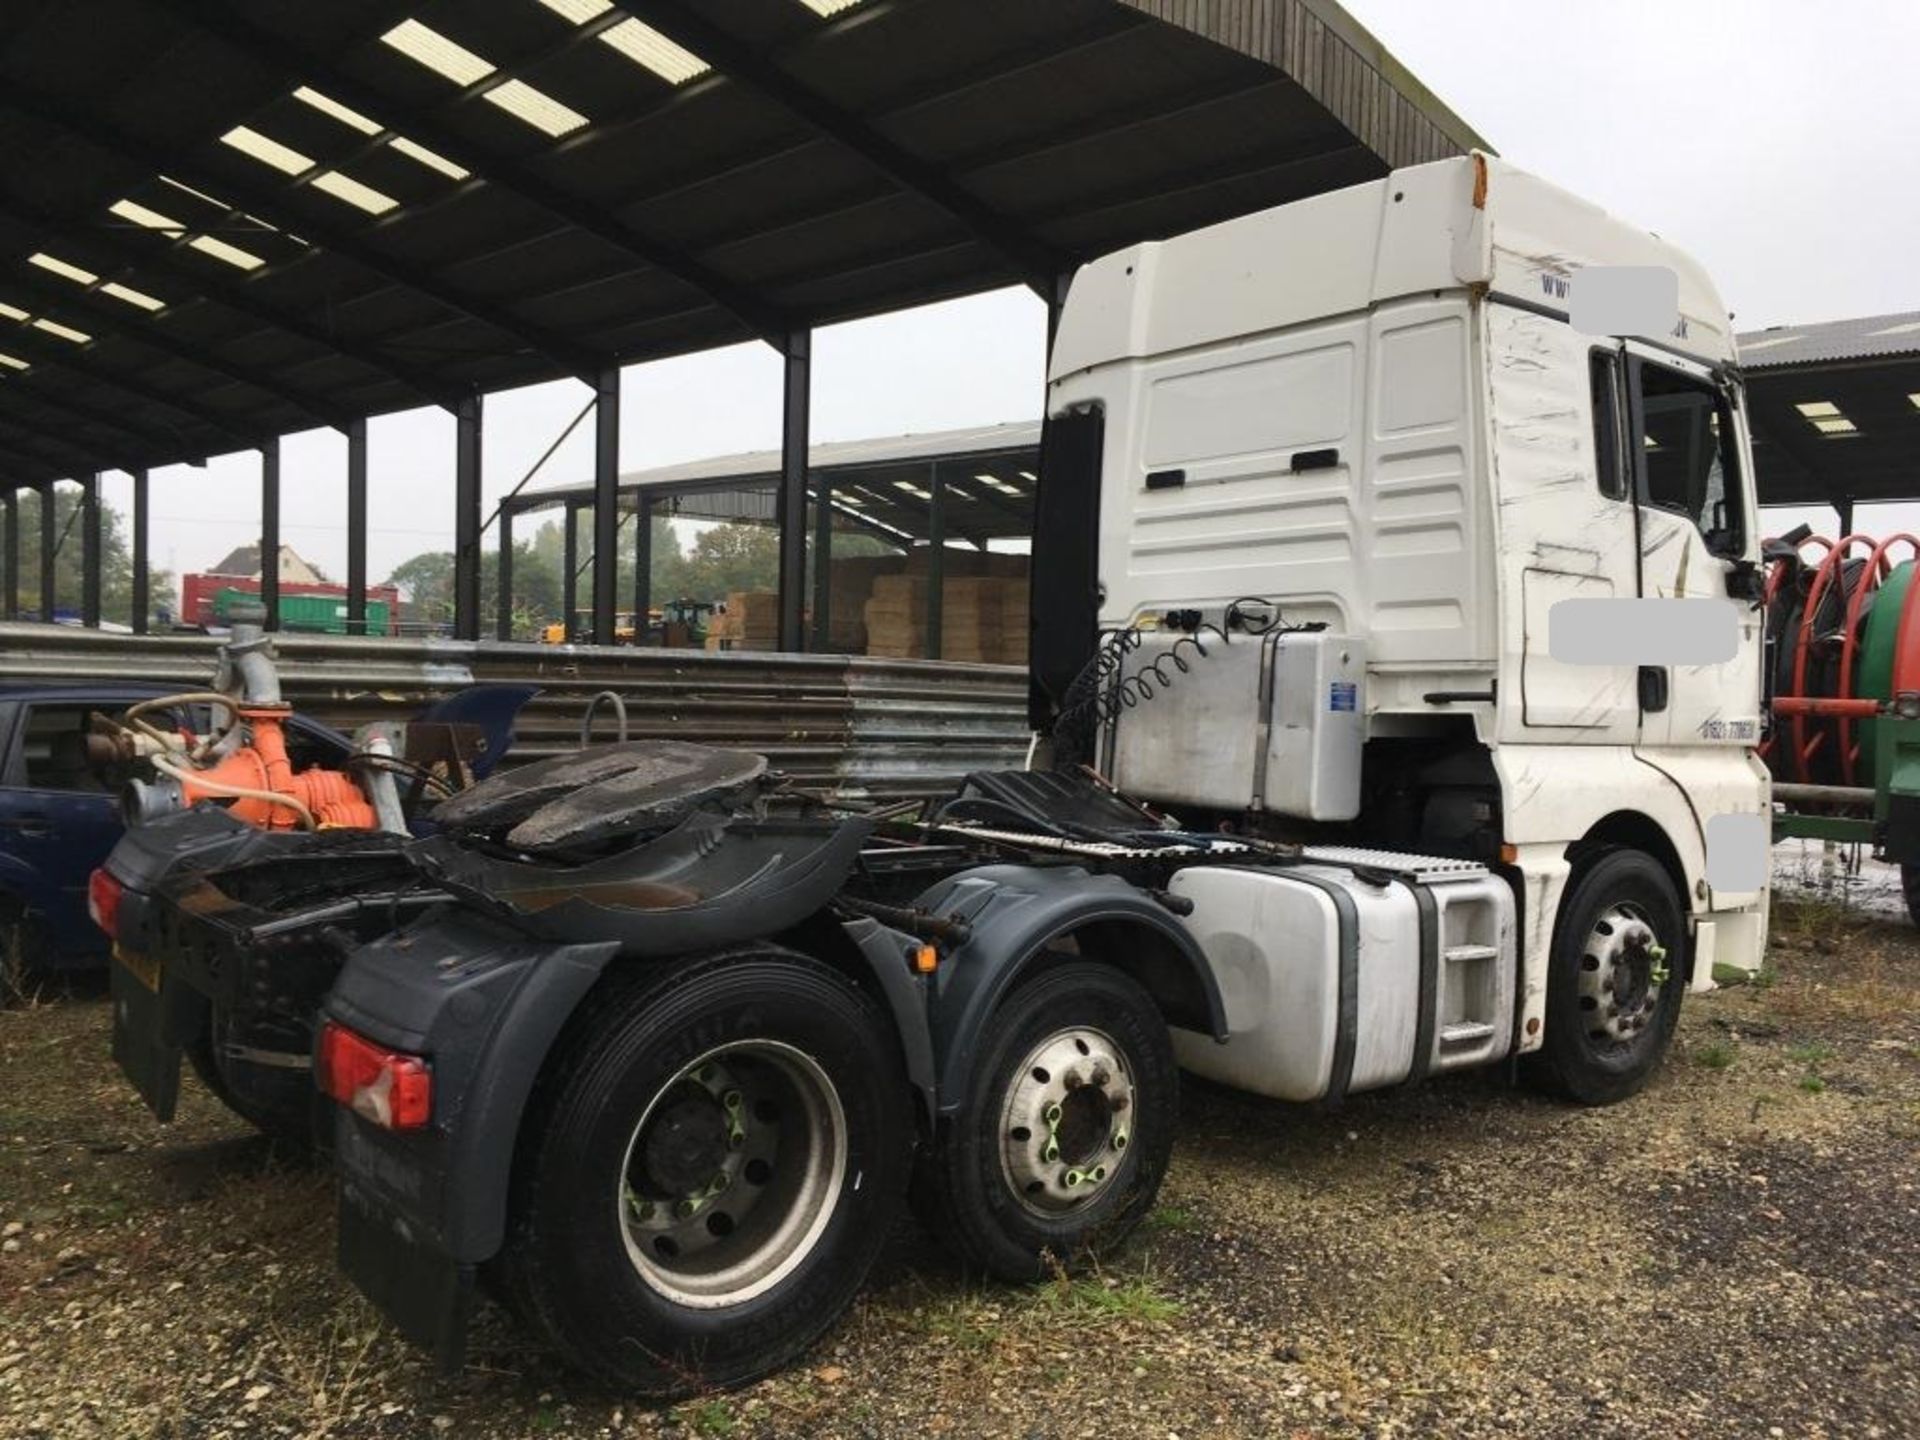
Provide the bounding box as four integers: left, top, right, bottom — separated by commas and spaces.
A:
499, 949, 1176, 1392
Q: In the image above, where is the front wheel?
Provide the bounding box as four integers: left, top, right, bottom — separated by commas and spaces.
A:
1902, 863, 1920, 928
1528, 848, 1687, 1105
498, 948, 909, 1394
914, 960, 1177, 1281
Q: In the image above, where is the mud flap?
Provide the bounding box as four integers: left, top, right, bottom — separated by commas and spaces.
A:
338, 1180, 472, 1372
109, 957, 202, 1122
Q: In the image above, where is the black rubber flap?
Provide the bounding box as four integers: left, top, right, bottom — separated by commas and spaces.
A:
430, 740, 767, 849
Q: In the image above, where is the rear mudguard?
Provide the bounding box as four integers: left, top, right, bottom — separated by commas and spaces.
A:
912, 864, 1229, 1116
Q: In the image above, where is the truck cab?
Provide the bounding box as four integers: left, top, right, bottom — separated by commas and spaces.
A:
1034, 151, 1768, 1091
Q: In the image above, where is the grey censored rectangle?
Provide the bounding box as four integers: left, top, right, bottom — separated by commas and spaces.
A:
1705, 812, 1768, 893
1569, 266, 1679, 338
1548, 597, 1740, 665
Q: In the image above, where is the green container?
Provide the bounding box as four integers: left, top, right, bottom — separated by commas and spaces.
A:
212, 587, 390, 635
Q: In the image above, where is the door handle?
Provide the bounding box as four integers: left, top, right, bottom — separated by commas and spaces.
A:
1638, 666, 1669, 714
0, 813, 51, 837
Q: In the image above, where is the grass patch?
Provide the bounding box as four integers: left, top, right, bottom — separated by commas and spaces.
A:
689, 1399, 735, 1437
1032, 1268, 1182, 1326
1145, 1204, 1202, 1234
1788, 1041, 1837, 1066
1798, 1074, 1827, 1095
1694, 1039, 1738, 1071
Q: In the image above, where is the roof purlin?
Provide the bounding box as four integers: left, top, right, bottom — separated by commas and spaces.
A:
163, 0, 798, 354
0, 77, 610, 387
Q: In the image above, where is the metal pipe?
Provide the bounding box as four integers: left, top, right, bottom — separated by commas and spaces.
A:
810, 472, 833, 652
1773, 782, 1876, 809
777, 328, 811, 652
130, 468, 149, 633
591, 366, 621, 646
346, 417, 368, 635
453, 394, 483, 641
80, 472, 100, 627
260, 439, 281, 630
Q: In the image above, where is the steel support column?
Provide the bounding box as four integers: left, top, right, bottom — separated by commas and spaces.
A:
777, 329, 812, 653
80, 473, 101, 628
130, 468, 150, 634
260, 440, 280, 630
496, 506, 516, 642
633, 494, 653, 636
562, 501, 580, 641
346, 418, 368, 635
926, 461, 945, 660
37, 481, 54, 622
1, 489, 16, 621
453, 395, 483, 641
810, 473, 834, 652
591, 367, 621, 647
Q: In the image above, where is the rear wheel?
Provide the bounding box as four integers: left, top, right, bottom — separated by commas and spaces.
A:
1529, 848, 1687, 1104
914, 961, 1176, 1281
499, 948, 909, 1394
1902, 864, 1920, 928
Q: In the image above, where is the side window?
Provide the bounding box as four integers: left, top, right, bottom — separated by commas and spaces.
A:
1634, 360, 1744, 556
13, 705, 110, 793
1590, 350, 1625, 500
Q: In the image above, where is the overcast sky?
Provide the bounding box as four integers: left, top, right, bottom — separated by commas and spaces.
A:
98, 0, 1920, 598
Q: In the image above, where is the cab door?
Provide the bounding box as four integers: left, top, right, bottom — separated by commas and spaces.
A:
1622, 345, 1764, 751
1515, 329, 1641, 739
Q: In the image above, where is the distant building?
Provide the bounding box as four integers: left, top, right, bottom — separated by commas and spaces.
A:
180, 540, 396, 634
202, 542, 328, 586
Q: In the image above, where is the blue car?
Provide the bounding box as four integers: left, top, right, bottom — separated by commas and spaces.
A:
0, 683, 532, 980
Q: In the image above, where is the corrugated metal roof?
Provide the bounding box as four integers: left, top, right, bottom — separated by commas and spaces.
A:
0, 0, 1472, 487
1738, 309, 1920, 370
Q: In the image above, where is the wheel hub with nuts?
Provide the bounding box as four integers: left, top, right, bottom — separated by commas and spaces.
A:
999, 1027, 1135, 1214
1577, 902, 1670, 1047
618, 1042, 845, 1308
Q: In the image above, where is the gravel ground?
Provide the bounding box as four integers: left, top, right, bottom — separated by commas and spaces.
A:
3, 894, 1918, 1440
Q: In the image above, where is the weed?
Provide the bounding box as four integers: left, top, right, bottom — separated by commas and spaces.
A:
1787, 1041, 1837, 1066
1033, 1264, 1182, 1325
1798, 1074, 1827, 1095
690, 1399, 735, 1437
1694, 1039, 1738, 1071
1146, 1204, 1201, 1234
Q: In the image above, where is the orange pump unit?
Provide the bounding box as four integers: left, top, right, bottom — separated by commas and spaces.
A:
169, 705, 377, 831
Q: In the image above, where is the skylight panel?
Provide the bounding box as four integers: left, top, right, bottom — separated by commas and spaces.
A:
484, 78, 589, 136
1794, 401, 1840, 418
0, 302, 27, 322
110, 199, 184, 233
33, 318, 90, 344
294, 86, 381, 135
28, 253, 98, 285
1908, 393, 1920, 410
1812, 417, 1858, 436
190, 235, 267, 271
391, 136, 470, 180
311, 171, 400, 214
0, 353, 27, 372
600, 19, 709, 84
222, 126, 313, 176
382, 19, 493, 86
799, 0, 867, 15
540, 0, 613, 19
101, 282, 166, 312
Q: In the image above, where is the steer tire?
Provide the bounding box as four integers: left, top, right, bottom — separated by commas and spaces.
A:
913, 960, 1176, 1282
498, 948, 909, 1395
1526, 848, 1687, 1105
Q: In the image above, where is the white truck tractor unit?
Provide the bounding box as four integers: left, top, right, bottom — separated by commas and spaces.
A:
104, 152, 1770, 1395
1031, 149, 1769, 1106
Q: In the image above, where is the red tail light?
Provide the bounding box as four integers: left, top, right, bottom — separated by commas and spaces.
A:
87, 868, 123, 939
318, 1021, 432, 1130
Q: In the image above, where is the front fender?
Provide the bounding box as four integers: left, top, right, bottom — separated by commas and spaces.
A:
914, 865, 1227, 1115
